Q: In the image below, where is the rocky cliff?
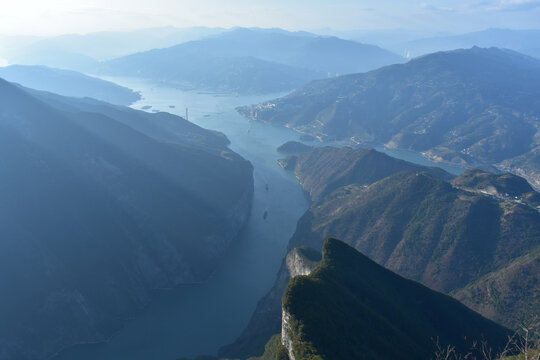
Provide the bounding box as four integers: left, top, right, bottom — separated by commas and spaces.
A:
283, 147, 540, 329
219, 247, 320, 359
280, 238, 512, 360
225, 146, 539, 359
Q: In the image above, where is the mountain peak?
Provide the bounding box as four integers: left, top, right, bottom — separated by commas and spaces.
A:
282, 237, 512, 360
409, 46, 540, 75
321, 237, 362, 269
242, 45, 540, 187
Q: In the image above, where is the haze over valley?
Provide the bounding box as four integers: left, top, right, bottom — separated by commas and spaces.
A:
1, 1, 539, 359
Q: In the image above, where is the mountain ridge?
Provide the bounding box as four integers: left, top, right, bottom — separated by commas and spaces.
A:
0, 65, 140, 105
0, 78, 254, 360
219, 147, 454, 359
96, 28, 404, 94
396, 28, 540, 59
223, 146, 539, 360
285, 147, 540, 329
239, 47, 540, 187
281, 238, 513, 360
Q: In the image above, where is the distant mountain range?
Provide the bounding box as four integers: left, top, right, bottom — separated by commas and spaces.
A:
222, 147, 539, 359
0, 65, 140, 105
0, 78, 253, 360
239, 47, 540, 187
96, 28, 404, 94
0, 27, 225, 70
395, 28, 540, 59
3, 27, 538, 77
101, 53, 317, 95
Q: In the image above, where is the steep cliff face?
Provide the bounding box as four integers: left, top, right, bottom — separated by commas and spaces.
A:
280, 309, 296, 360
224, 148, 454, 359
285, 247, 321, 277
289, 171, 540, 291
280, 238, 512, 360
228, 146, 538, 359
219, 247, 320, 359
0, 79, 254, 360
282, 147, 540, 329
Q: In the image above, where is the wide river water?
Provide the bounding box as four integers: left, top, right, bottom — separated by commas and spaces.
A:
54, 78, 464, 360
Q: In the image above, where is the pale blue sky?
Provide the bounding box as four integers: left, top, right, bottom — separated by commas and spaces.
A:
0, 0, 539, 35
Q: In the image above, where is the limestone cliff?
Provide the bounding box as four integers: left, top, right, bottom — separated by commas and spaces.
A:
280, 308, 296, 360
280, 238, 512, 360
218, 247, 320, 359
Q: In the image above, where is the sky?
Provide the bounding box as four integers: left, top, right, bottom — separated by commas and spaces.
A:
0, 0, 539, 36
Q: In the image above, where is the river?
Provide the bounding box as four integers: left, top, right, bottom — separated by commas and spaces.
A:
53, 79, 312, 360
54, 78, 464, 360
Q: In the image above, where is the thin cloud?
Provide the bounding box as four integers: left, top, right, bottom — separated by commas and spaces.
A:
467, 0, 540, 11
419, 2, 455, 12
498, 0, 540, 11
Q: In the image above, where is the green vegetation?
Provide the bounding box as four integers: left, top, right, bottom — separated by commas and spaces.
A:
277, 141, 313, 155
452, 169, 540, 207
454, 249, 540, 329
219, 247, 321, 360
282, 238, 512, 360
501, 150, 540, 189
503, 349, 540, 360
226, 146, 540, 360
289, 146, 451, 201
248, 335, 289, 360
284, 147, 540, 329
452, 169, 534, 197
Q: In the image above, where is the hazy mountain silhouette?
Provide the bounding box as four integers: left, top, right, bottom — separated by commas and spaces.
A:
396, 28, 540, 58
0, 65, 140, 105
97, 28, 404, 94
0, 78, 253, 360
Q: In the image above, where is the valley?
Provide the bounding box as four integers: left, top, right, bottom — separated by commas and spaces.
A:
52, 78, 471, 360
0, 79, 254, 360
240, 47, 540, 188
51, 79, 311, 360
224, 147, 540, 360
1, 19, 539, 360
